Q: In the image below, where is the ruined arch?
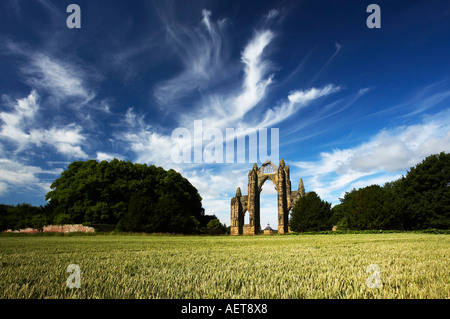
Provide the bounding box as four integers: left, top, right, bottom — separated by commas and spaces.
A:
230, 159, 306, 235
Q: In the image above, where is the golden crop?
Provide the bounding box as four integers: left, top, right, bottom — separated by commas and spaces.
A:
0, 233, 448, 299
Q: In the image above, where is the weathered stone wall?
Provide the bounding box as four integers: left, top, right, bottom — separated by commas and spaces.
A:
231, 159, 306, 236
4, 228, 39, 233
4, 224, 95, 234
243, 224, 254, 235
43, 224, 95, 233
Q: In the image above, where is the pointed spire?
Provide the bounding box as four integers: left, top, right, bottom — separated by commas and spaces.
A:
280, 158, 285, 167
236, 187, 242, 197
253, 163, 258, 171
298, 178, 305, 196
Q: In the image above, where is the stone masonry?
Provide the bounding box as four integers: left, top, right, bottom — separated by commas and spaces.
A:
230, 159, 306, 235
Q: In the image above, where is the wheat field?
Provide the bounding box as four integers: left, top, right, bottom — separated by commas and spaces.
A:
0, 233, 448, 299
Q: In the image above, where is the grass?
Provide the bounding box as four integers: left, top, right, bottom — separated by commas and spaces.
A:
0, 233, 448, 299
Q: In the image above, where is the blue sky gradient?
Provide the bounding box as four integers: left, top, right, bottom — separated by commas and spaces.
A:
0, 0, 449, 227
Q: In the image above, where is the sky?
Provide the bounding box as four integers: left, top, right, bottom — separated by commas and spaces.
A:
0, 0, 449, 228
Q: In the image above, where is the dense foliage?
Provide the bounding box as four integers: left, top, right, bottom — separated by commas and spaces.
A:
331, 152, 449, 231
0, 204, 51, 231
289, 192, 332, 232
0, 159, 216, 234
1, 152, 448, 233
290, 152, 449, 232
44, 159, 209, 233
395, 152, 450, 229
331, 184, 402, 230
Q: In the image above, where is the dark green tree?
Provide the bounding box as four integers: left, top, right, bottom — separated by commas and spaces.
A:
0, 204, 11, 231
46, 159, 208, 233
289, 192, 332, 232
395, 152, 450, 229
330, 184, 402, 230
205, 218, 227, 234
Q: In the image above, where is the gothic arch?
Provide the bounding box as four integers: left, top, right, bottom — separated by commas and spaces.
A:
230, 159, 306, 235
257, 174, 277, 193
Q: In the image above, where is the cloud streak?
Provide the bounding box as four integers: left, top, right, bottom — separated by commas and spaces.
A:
292, 109, 450, 203
154, 9, 229, 106
258, 84, 341, 127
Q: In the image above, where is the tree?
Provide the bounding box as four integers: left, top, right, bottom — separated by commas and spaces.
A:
395, 152, 450, 229
205, 218, 227, 234
0, 204, 11, 231
289, 192, 332, 232
330, 184, 402, 230
329, 203, 348, 230
46, 159, 209, 234
330, 152, 449, 231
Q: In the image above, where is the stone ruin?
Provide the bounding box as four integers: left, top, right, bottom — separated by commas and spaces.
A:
230, 159, 306, 235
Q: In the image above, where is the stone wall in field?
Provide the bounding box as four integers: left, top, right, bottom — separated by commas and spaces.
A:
4, 228, 39, 233
43, 224, 95, 233
4, 224, 95, 233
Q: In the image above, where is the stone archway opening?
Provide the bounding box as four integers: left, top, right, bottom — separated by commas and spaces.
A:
230, 159, 306, 235
258, 175, 278, 233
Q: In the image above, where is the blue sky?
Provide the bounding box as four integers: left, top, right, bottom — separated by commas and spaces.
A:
0, 0, 449, 227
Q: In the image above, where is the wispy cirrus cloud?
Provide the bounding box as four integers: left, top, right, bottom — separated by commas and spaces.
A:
154, 9, 230, 106
177, 27, 277, 131
292, 109, 450, 203
3, 40, 95, 103
258, 84, 341, 127
23, 53, 95, 102
308, 42, 342, 86
152, 8, 279, 130
126, 8, 343, 173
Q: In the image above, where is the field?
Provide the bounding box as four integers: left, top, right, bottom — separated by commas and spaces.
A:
0, 233, 449, 299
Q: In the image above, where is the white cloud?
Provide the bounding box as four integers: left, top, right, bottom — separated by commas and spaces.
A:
308, 42, 342, 85
0, 90, 39, 150
121, 129, 173, 165
0, 91, 88, 159
180, 166, 250, 224
263, 9, 280, 24
288, 85, 340, 105
22, 53, 94, 102
30, 125, 88, 159
292, 111, 450, 203
258, 84, 341, 127
154, 9, 229, 105
3, 41, 94, 103
96, 152, 125, 162
173, 25, 276, 130
0, 182, 7, 196
0, 158, 62, 196
232, 30, 275, 118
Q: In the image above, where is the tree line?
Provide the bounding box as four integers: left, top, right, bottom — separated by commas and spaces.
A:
0, 159, 226, 234
1, 153, 448, 234
290, 152, 449, 232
